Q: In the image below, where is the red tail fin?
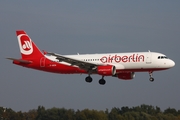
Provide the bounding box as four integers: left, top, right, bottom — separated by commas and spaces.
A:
16, 30, 44, 59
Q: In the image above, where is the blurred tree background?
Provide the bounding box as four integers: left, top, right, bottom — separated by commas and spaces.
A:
0, 104, 180, 120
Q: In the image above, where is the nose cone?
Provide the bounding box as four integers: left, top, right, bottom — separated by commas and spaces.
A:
169, 60, 175, 68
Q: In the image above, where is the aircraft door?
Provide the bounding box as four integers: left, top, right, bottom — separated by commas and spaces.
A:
146, 52, 152, 64
40, 57, 46, 67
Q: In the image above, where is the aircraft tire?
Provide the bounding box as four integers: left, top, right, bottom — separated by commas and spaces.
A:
99, 79, 106, 85
149, 77, 154, 82
85, 76, 92, 83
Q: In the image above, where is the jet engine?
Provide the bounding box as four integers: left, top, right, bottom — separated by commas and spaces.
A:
97, 65, 116, 76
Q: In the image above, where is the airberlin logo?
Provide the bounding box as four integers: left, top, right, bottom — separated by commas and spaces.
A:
100, 54, 144, 63
22, 41, 31, 50
18, 34, 33, 55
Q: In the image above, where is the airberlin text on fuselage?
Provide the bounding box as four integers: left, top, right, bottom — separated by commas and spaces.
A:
100, 54, 144, 63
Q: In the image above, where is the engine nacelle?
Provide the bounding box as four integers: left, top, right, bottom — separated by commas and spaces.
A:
97, 65, 116, 76
117, 72, 135, 80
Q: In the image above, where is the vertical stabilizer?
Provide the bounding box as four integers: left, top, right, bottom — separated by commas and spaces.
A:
16, 30, 44, 59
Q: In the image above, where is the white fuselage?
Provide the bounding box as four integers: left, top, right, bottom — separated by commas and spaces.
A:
45, 52, 175, 73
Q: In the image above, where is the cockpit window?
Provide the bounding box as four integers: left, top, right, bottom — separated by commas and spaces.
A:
158, 56, 168, 59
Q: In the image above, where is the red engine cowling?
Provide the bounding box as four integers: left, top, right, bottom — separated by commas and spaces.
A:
117, 72, 135, 80
97, 65, 116, 76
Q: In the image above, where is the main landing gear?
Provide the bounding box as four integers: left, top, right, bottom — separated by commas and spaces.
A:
99, 76, 106, 85
149, 71, 154, 82
85, 76, 92, 83
85, 76, 106, 85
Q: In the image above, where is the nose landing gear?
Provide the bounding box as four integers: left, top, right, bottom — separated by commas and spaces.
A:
149, 71, 154, 82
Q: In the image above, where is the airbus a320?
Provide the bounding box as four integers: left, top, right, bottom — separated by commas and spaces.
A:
7, 30, 175, 85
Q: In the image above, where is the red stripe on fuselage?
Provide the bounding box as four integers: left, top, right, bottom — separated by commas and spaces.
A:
13, 58, 86, 74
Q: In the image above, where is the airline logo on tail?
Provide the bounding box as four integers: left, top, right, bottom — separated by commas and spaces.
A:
17, 34, 33, 55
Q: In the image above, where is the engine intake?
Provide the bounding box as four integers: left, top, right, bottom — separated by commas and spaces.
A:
97, 65, 116, 76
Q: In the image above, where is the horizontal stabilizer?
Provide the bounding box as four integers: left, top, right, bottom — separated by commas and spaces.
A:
6, 58, 32, 64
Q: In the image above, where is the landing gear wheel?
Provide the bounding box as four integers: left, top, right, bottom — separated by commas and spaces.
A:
85, 76, 92, 83
149, 77, 154, 82
149, 71, 154, 82
99, 79, 106, 85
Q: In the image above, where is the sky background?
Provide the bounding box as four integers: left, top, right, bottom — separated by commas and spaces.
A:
0, 1, 179, 112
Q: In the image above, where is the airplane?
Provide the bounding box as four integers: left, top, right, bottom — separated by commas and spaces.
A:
7, 30, 175, 85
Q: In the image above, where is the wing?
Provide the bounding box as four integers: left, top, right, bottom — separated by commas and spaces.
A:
47, 52, 100, 72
